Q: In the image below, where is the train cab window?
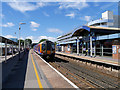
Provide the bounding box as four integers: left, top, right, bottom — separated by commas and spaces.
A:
42, 44, 45, 50
47, 42, 51, 50
52, 44, 55, 50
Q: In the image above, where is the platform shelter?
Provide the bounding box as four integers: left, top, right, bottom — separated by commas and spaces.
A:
0, 36, 18, 62
71, 26, 120, 59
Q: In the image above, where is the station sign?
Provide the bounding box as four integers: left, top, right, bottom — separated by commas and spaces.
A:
112, 46, 117, 54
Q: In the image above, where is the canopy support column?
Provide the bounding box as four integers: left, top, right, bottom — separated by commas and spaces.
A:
94, 37, 96, 57
12, 42, 13, 58
82, 42, 83, 55
77, 37, 79, 55
5, 40, 7, 62
90, 36, 93, 57
102, 45, 103, 56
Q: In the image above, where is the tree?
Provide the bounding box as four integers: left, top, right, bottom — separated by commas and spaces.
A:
25, 39, 32, 48
39, 39, 47, 43
17, 39, 24, 46
25, 39, 32, 44
54, 42, 57, 45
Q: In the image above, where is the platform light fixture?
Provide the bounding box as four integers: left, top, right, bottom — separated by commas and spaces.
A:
19, 22, 26, 60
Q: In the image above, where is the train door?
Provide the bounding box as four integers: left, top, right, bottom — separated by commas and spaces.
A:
42, 43, 46, 54
46, 41, 51, 55
38, 44, 40, 54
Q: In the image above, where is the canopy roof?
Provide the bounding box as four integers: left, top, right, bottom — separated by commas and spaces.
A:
0, 36, 18, 45
72, 26, 120, 37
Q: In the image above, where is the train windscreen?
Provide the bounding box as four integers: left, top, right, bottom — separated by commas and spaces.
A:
42, 44, 45, 50
52, 43, 55, 50
47, 42, 51, 50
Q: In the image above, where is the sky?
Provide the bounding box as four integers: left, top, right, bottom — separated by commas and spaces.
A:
1, 0, 119, 43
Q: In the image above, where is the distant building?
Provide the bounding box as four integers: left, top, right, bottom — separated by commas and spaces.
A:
87, 11, 120, 28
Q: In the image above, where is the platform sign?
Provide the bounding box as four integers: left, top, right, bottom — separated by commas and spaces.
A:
118, 49, 120, 53
112, 46, 117, 54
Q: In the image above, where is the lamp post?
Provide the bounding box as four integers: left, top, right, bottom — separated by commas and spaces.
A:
19, 23, 26, 60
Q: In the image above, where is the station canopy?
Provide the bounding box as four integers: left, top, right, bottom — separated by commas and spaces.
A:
72, 26, 120, 37
0, 36, 18, 45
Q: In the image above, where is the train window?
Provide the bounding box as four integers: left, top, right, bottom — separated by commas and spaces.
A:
42, 44, 45, 50
38, 46, 40, 51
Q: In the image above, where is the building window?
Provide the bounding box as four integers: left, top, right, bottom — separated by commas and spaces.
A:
90, 22, 107, 26
101, 22, 107, 25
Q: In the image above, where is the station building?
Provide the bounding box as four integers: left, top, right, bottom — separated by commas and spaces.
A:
57, 11, 120, 60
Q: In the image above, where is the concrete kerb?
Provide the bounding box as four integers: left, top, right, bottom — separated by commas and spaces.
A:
2, 51, 25, 85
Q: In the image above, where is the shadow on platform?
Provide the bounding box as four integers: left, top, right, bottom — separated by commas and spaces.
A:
2, 51, 29, 89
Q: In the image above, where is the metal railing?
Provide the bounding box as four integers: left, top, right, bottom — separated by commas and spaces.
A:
96, 47, 112, 56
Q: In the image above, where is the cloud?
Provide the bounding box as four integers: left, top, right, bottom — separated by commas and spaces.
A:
0, 14, 4, 18
30, 21, 40, 31
4, 35, 23, 40
65, 12, 75, 18
79, 16, 91, 22
37, 2, 48, 7
38, 36, 56, 42
47, 28, 63, 34
32, 29, 37, 31
20, 37, 24, 40
26, 36, 57, 43
85, 16, 91, 21
1, 22, 14, 27
43, 12, 50, 17
59, 2, 89, 10
7, 2, 48, 13
30, 21, 40, 28
26, 36, 34, 40
4, 35, 56, 43
4, 35, 16, 38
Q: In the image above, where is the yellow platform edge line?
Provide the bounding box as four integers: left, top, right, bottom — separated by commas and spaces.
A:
31, 54, 43, 89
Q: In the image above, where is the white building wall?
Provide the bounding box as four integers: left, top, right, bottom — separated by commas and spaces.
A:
113, 15, 120, 28
102, 11, 113, 19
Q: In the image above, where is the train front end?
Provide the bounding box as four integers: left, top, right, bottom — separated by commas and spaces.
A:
41, 40, 55, 59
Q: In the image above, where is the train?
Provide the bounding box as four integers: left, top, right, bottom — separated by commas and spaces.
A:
33, 40, 55, 59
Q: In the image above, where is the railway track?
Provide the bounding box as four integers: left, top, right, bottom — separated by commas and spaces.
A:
48, 55, 120, 89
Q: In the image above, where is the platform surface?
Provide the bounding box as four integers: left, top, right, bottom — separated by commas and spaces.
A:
56, 52, 120, 66
2, 50, 74, 89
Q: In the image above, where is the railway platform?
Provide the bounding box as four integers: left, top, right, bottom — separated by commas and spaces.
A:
56, 52, 120, 67
2, 49, 77, 89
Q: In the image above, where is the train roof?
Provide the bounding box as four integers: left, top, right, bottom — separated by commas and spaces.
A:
40, 40, 54, 44
34, 40, 54, 47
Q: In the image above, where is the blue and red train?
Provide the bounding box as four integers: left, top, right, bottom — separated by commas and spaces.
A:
34, 40, 55, 59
